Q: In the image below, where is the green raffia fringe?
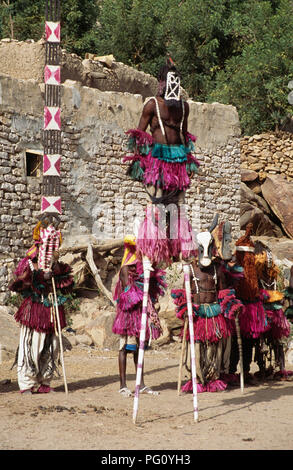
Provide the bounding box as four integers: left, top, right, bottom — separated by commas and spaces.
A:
284, 287, 293, 300
264, 302, 283, 311
197, 303, 221, 318
127, 160, 144, 181
285, 306, 293, 319
127, 137, 150, 156
186, 162, 199, 174
152, 143, 189, 163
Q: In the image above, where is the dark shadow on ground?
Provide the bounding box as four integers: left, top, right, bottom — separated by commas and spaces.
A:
52, 363, 178, 393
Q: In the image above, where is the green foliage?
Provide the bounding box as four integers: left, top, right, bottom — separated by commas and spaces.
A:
95, 0, 293, 133
208, 0, 293, 134
0, 0, 100, 55
59, 0, 100, 55
0, 0, 44, 40
167, 0, 229, 99
6, 293, 23, 308
63, 291, 81, 315
94, 0, 174, 77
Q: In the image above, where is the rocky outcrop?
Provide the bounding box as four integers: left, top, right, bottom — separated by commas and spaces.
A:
241, 168, 259, 183
0, 306, 19, 361
261, 175, 293, 239
240, 132, 293, 239
240, 182, 283, 237
83, 311, 119, 350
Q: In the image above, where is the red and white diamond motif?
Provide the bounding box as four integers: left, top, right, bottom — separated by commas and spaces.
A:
41, 196, 62, 214
44, 65, 61, 85
38, 225, 61, 272
45, 21, 60, 43
44, 106, 61, 130
43, 154, 61, 176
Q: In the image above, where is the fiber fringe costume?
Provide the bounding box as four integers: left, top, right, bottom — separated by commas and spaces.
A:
125, 127, 199, 193
112, 236, 166, 350
254, 241, 291, 378
9, 228, 74, 393
123, 96, 200, 266
285, 266, 293, 322
229, 225, 270, 379
172, 262, 243, 393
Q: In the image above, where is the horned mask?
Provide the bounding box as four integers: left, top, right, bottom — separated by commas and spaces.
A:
196, 214, 219, 268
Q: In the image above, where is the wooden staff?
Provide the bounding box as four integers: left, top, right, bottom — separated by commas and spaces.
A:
235, 315, 244, 393
178, 316, 188, 395
133, 262, 151, 424
183, 264, 198, 422
52, 275, 68, 395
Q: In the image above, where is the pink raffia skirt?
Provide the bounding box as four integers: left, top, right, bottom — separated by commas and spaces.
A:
15, 297, 66, 334
112, 288, 161, 341
136, 205, 197, 265
124, 129, 200, 192
112, 264, 165, 340
181, 379, 227, 393
239, 299, 269, 339
265, 307, 290, 339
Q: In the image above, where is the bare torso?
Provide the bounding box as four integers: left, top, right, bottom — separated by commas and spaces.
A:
138, 96, 189, 145
190, 261, 226, 304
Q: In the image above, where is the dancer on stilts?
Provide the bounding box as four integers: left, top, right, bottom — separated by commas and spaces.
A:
123, 58, 199, 422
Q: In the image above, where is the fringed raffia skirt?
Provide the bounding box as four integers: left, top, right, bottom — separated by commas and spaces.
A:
112, 264, 166, 342
124, 129, 200, 265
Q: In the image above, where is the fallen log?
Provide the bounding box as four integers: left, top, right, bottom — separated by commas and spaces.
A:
85, 243, 115, 307
60, 239, 124, 255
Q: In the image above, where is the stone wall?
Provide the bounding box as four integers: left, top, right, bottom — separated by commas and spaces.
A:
0, 51, 241, 300
241, 132, 293, 181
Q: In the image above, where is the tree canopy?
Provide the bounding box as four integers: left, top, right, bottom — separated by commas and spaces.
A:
0, 0, 292, 135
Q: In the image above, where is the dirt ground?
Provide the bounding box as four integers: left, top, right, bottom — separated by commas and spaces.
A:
1, 340, 293, 452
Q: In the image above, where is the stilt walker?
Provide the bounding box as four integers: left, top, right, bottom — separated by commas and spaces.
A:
125, 59, 199, 422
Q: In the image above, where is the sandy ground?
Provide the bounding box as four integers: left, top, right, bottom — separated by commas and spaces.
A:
1, 341, 293, 452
